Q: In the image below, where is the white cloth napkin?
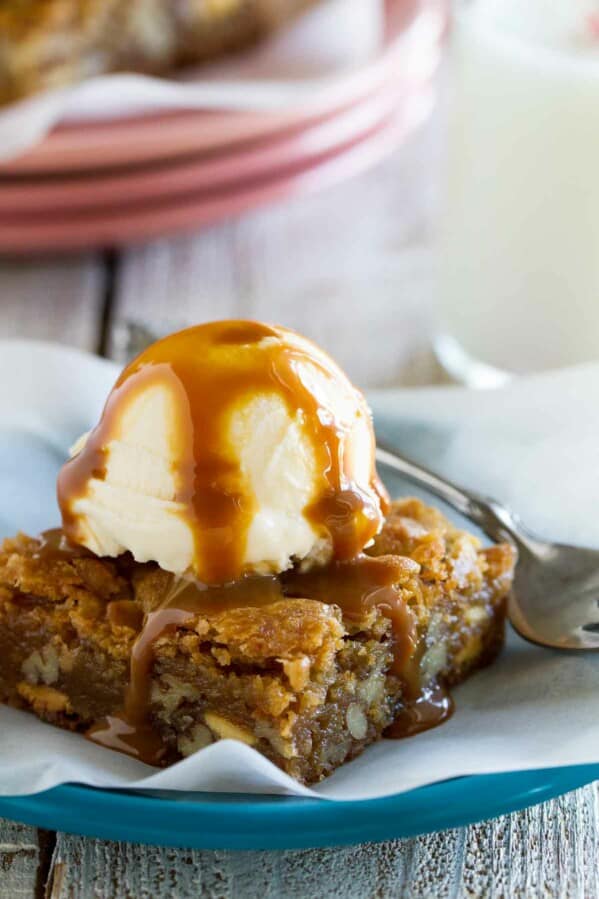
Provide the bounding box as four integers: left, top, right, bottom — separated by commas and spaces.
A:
370, 363, 599, 549
1, 342, 599, 800
0, 0, 383, 162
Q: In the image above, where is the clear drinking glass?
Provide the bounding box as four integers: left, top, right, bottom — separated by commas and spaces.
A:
435, 0, 599, 385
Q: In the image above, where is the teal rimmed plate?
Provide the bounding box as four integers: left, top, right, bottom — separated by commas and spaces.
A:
1, 767, 598, 849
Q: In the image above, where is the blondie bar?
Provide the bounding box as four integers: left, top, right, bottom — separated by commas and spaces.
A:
0, 498, 515, 784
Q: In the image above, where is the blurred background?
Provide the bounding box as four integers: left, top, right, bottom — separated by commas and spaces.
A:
1, 0, 597, 389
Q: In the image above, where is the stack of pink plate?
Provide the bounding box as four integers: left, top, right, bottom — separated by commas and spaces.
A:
0, 0, 444, 254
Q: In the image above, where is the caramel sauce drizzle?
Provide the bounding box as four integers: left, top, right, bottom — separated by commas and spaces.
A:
385, 684, 454, 739
57, 320, 388, 585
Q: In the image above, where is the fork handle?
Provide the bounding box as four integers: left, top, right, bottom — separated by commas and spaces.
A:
375, 444, 528, 549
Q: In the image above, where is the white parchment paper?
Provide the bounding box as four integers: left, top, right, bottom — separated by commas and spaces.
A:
1, 341, 599, 800
0, 0, 385, 161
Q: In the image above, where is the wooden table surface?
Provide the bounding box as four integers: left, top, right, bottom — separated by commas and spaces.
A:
0, 113, 597, 898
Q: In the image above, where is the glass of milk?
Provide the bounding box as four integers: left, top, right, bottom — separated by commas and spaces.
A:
435, 0, 599, 384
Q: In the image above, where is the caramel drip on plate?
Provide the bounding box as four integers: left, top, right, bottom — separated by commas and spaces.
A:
87, 716, 168, 767
57, 320, 388, 584
385, 683, 454, 739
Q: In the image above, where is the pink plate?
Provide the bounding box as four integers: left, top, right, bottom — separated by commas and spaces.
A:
0, 86, 433, 254
0, 78, 411, 214
1, 0, 443, 175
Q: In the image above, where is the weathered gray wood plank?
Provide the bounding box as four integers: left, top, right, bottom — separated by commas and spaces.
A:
108, 119, 445, 388
0, 255, 105, 350
0, 820, 45, 899
45, 786, 599, 898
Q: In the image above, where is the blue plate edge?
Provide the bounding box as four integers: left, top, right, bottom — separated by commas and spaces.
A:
1, 765, 598, 850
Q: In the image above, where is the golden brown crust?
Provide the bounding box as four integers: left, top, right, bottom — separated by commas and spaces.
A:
0, 533, 129, 604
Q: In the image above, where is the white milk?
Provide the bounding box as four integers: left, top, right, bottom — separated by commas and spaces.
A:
437, 0, 599, 377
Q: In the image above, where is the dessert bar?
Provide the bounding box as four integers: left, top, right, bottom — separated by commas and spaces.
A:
0, 499, 515, 784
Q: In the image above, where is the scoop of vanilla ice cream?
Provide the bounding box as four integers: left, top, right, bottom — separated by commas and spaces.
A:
70, 387, 331, 576
66, 381, 197, 574
229, 392, 331, 574
58, 321, 386, 583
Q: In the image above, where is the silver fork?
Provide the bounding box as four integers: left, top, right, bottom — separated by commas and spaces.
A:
376, 444, 599, 651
